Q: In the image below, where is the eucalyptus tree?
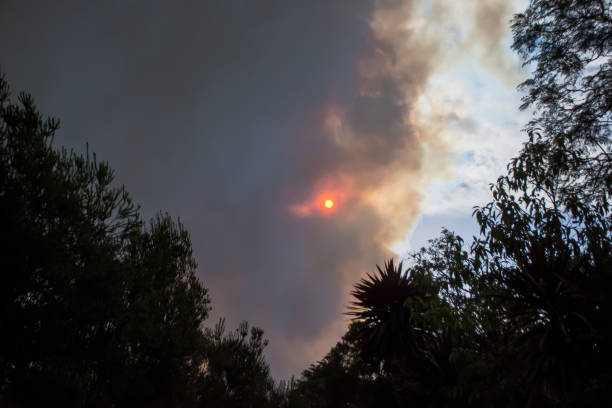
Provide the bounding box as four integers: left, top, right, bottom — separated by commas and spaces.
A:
511, 0, 611, 207
468, 1, 612, 405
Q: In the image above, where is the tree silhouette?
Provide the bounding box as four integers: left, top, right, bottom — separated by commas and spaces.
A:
348, 257, 467, 406
470, 1, 612, 405
0, 71, 293, 408
291, 323, 397, 408
0, 74, 210, 407
348, 260, 430, 372
297, 1, 611, 407
199, 319, 278, 408
511, 0, 611, 207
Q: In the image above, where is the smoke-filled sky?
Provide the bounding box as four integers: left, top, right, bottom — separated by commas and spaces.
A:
1, 0, 529, 378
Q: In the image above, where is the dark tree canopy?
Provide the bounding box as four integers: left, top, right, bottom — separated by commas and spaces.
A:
0, 73, 284, 408
0, 74, 212, 406
476, 7, 612, 404
511, 0, 611, 206
199, 319, 283, 408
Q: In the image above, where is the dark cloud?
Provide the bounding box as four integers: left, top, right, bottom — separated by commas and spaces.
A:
0, 0, 453, 378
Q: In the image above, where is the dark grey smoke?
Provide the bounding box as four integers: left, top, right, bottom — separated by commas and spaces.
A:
1, 0, 444, 378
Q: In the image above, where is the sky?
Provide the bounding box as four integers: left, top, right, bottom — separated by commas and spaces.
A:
1, 0, 530, 379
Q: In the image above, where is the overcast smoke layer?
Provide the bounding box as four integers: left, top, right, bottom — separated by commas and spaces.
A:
0, 0, 520, 378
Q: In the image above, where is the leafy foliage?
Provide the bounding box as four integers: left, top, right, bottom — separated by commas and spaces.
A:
199, 319, 280, 408
0, 73, 214, 406
290, 324, 397, 408
0, 74, 291, 407
348, 259, 432, 372
469, 1, 612, 405
511, 0, 611, 206
296, 1, 611, 407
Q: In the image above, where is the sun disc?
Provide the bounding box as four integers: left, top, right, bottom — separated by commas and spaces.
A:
324, 199, 334, 209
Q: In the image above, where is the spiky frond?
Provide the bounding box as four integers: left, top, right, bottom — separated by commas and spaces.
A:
347, 260, 432, 371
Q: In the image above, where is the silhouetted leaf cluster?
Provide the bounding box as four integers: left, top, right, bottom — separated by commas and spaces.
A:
0, 74, 280, 407
511, 0, 611, 206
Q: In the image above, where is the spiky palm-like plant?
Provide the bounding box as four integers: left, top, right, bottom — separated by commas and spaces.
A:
348, 259, 437, 374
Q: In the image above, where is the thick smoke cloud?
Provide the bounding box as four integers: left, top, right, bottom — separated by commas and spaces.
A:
0, 0, 519, 378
